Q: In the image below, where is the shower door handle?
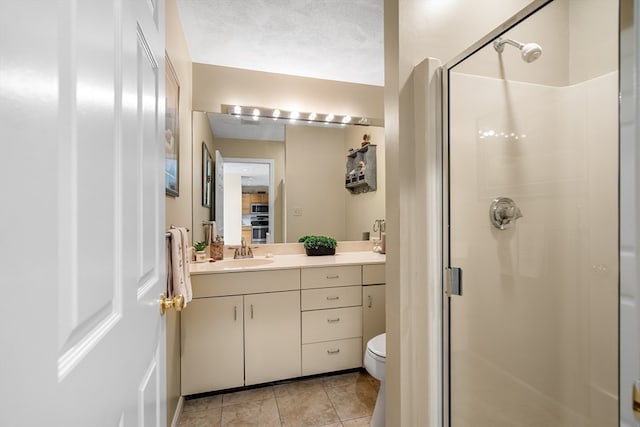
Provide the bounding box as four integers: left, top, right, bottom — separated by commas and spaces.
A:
445, 267, 463, 297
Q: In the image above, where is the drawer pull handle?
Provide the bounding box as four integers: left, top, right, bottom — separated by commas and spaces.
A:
326, 296, 340, 301
327, 348, 340, 354
327, 317, 341, 323
368, 295, 372, 308
250, 304, 254, 319
326, 274, 340, 279
234, 305, 237, 321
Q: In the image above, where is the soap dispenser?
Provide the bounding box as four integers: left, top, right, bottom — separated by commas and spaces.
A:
373, 219, 386, 253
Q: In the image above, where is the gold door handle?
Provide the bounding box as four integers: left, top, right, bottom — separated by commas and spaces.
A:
160, 294, 185, 315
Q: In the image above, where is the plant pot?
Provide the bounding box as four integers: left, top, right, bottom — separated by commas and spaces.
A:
194, 251, 207, 263
305, 247, 336, 256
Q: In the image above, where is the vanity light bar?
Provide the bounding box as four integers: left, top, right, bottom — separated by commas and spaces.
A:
222, 104, 382, 127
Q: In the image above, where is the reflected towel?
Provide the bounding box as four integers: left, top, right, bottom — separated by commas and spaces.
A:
167, 227, 193, 306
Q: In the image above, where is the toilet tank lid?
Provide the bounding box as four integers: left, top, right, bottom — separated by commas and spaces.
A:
368, 333, 386, 358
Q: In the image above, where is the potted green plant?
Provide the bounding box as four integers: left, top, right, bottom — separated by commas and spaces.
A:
193, 241, 208, 262
298, 235, 338, 256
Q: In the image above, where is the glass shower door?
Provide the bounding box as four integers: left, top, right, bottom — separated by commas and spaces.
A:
446, 1, 619, 426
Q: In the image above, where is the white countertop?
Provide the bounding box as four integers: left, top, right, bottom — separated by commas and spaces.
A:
189, 251, 386, 275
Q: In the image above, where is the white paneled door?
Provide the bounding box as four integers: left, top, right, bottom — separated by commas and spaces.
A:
1, 1, 167, 426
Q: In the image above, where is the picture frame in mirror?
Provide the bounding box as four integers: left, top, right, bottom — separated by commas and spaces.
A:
164, 53, 179, 196
202, 142, 213, 208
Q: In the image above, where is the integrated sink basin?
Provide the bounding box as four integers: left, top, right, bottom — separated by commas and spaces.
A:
216, 258, 275, 270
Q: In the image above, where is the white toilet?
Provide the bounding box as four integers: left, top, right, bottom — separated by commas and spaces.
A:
364, 333, 386, 427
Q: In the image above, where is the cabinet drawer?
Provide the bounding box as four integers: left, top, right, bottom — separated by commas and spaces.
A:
302, 306, 362, 344
301, 266, 361, 289
301, 286, 361, 311
191, 269, 300, 298
302, 337, 363, 376
363, 264, 385, 285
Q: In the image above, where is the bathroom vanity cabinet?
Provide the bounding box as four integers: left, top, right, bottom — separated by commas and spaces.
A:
301, 266, 363, 375
182, 255, 385, 395
362, 264, 386, 355
181, 295, 244, 393
244, 290, 301, 385
181, 270, 301, 395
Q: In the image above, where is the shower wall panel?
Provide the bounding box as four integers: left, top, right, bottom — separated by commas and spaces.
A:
449, 70, 618, 426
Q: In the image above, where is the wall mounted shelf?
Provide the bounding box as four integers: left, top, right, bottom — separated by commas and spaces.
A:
345, 144, 377, 194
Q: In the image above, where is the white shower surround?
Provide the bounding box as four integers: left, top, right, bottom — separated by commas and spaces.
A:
448, 70, 618, 426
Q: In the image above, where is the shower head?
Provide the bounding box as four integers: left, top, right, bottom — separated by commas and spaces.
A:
493, 37, 542, 63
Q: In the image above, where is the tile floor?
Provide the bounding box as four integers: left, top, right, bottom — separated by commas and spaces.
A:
179, 370, 379, 427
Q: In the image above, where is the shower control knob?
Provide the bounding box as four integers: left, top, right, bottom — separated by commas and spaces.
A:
489, 197, 523, 230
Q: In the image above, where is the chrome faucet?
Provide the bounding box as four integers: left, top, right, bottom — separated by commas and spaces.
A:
233, 238, 254, 259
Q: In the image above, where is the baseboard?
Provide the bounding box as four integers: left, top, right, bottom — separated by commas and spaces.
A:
170, 396, 184, 427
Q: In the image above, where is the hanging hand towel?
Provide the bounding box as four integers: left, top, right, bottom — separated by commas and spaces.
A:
167, 227, 193, 307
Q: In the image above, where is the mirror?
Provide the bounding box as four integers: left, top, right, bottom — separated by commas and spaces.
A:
192, 111, 385, 245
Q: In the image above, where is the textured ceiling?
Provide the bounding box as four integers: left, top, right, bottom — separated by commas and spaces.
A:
176, 0, 384, 86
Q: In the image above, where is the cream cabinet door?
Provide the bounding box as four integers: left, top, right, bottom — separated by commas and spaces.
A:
244, 291, 301, 385
181, 296, 244, 394
363, 284, 386, 354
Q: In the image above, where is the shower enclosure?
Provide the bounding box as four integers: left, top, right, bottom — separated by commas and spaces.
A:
443, 1, 619, 425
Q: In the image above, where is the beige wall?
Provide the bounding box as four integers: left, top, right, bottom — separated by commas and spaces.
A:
211, 137, 286, 243
165, 0, 193, 423
192, 111, 216, 243
165, 0, 193, 238
453, 1, 570, 86
569, 0, 619, 84
344, 126, 386, 241
285, 125, 347, 242
192, 63, 384, 121
386, 0, 618, 425
450, 0, 619, 86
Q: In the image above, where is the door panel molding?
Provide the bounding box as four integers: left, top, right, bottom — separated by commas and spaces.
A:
136, 22, 161, 299
138, 345, 161, 427
57, 0, 126, 381
58, 311, 122, 381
